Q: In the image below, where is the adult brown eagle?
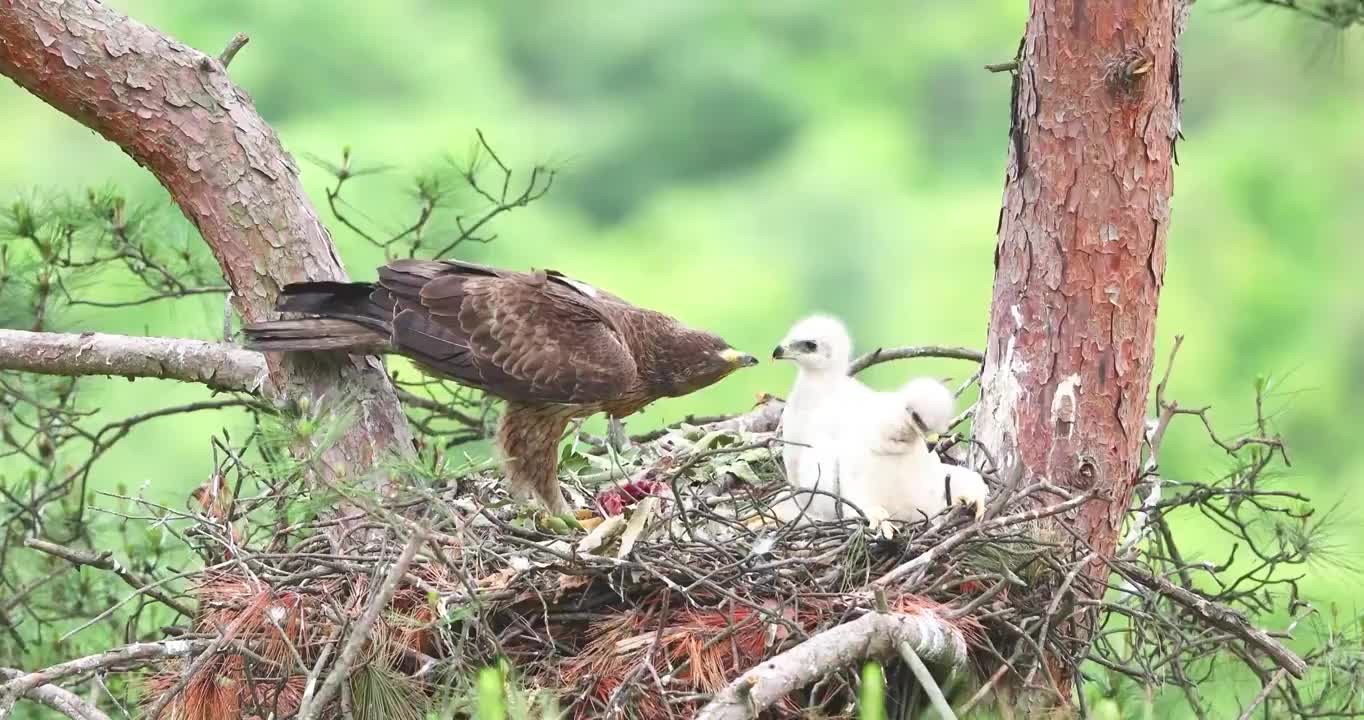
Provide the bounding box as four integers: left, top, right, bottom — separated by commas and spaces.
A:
242, 259, 758, 514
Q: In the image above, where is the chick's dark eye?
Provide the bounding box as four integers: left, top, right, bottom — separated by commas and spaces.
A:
796, 340, 818, 352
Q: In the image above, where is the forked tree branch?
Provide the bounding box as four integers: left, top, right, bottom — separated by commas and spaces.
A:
694, 610, 968, 720
0, 639, 212, 718
0, 329, 269, 395
1115, 562, 1306, 678
0, 0, 412, 473
24, 538, 197, 619
0, 669, 110, 720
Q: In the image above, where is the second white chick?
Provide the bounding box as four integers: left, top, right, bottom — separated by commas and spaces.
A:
840, 376, 990, 525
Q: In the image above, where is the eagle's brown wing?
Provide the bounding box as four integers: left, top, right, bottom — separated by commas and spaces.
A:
376, 260, 638, 405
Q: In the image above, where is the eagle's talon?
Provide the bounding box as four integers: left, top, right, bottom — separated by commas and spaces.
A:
950, 491, 988, 521
865, 505, 895, 540
535, 510, 590, 535
565, 508, 606, 530
743, 514, 773, 530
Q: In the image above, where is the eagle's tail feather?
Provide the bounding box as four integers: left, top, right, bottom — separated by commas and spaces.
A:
275, 281, 378, 315
242, 318, 391, 353
242, 281, 394, 354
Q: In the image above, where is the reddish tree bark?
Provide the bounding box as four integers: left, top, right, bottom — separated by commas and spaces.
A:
0, 0, 413, 475
972, 0, 1189, 701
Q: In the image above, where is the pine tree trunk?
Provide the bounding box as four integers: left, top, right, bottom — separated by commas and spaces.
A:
972, 0, 1189, 703
0, 0, 414, 480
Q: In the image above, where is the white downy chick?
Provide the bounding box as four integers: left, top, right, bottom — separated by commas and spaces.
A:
841, 376, 989, 528
770, 314, 871, 521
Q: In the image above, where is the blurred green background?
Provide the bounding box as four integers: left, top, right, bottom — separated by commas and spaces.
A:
2, 0, 1361, 713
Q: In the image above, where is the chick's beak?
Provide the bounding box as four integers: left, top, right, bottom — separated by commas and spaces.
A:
721, 348, 760, 367
911, 413, 938, 444
771, 345, 786, 360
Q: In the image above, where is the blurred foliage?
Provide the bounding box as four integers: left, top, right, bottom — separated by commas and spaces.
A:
1250, 0, 1364, 29
1, 0, 1363, 717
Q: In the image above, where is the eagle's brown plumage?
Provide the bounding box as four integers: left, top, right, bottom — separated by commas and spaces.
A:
242, 259, 757, 513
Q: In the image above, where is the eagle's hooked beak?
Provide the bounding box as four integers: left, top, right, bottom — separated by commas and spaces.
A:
721, 348, 759, 368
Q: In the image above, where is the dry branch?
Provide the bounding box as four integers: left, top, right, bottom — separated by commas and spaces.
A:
874, 489, 1097, 587
1238, 668, 1290, 720
0, 329, 269, 395
217, 32, 249, 67
0, 669, 110, 720
695, 610, 968, 720
1116, 563, 1306, 678
0, 640, 211, 717
24, 538, 196, 619
849, 345, 984, 375
605, 395, 784, 448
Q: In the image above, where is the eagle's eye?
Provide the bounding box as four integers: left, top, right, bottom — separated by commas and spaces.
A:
796, 340, 818, 353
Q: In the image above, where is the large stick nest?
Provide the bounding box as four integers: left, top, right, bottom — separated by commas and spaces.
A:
6, 350, 1348, 720
134, 397, 1079, 719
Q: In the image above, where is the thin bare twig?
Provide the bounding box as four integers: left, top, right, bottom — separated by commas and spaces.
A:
899, 640, 959, 720
849, 346, 984, 375
24, 538, 195, 618
1238, 668, 1290, 720
1114, 562, 1306, 678
218, 32, 249, 67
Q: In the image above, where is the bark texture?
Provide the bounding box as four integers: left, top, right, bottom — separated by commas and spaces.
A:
971, 0, 1188, 697
0, 0, 412, 471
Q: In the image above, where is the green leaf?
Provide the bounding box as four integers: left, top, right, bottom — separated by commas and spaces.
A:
859, 661, 885, 720
713, 461, 759, 486
477, 666, 506, 720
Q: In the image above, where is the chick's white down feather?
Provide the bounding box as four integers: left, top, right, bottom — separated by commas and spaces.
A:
772, 315, 989, 526
773, 315, 865, 519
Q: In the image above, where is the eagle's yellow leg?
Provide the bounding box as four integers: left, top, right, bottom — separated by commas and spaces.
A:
497, 403, 575, 515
